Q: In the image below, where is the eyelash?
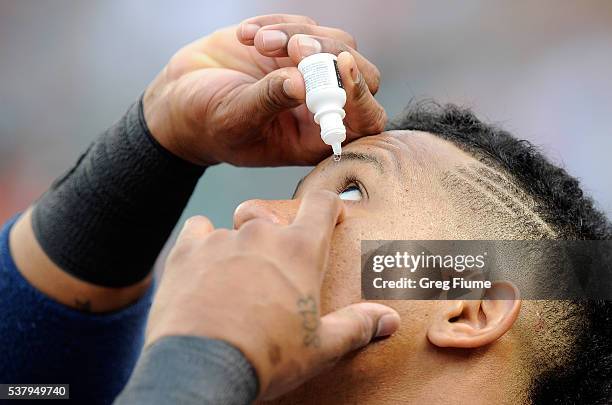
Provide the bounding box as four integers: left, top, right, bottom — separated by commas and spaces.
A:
335, 175, 367, 199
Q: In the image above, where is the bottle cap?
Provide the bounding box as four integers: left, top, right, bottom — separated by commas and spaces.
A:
317, 110, 346, 148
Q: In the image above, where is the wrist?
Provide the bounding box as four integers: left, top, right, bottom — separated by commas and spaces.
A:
31, 99, 205, 288
143, 76, 219, 167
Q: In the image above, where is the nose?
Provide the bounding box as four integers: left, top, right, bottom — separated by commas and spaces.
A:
233, 199, 300, 229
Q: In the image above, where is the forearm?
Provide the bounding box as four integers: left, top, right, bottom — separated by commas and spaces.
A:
114, 336, 259, 405
10, 97, 205, 311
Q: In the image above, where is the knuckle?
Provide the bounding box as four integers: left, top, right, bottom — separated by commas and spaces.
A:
285, 23, 313, 36
369, 66, 381, 95
206, 228, 232, 244
375, 108, 388, 131
238, 218, 275, 239
320, 37, 349, 55
168, 239, 197, 264
338, 30, 357, 49
304, 16, 318, 25
349, 309, 375, 347
166, 49, 190, 78
323, 27, 356, 49
349, 85, 386, 134
333, 38, 351, 54
363, 106, 387, 134
353, 73, 370, 100
184, 215, 208, 229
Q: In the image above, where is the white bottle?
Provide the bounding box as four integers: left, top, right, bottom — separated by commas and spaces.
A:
298, 53, 347, 160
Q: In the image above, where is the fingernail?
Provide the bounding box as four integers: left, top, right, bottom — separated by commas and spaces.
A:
241, 23, 260, 39
282, 78, 295, 98
375, 313, 400, 337
350, 59, 360, 84
260, 30, 288, 51
297, 35, 322, 57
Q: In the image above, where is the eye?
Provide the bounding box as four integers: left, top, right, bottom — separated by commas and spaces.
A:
338, 183, 363, 201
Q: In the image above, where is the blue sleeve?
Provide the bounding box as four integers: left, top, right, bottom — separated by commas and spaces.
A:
0, 215, 154, 405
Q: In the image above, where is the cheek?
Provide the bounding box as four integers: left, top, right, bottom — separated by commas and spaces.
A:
320, 219, 366, 314
319, 220, 401, 311
320, 214, 441, 331
320, 211, 405, 314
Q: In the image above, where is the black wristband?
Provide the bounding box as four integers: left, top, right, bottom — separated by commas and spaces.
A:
32, 98, 205, 287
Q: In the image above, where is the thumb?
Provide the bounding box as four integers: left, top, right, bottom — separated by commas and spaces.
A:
317, 303, 400, 366
235, 67, 305, 128
263, 303, 399, 399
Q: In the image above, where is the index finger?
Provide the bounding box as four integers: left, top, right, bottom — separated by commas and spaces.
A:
290, 190, 345, 254
237, 14, 318, 45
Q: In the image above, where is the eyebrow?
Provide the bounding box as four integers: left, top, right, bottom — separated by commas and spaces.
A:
291, 151, 386, 198
339, 152, 385, 172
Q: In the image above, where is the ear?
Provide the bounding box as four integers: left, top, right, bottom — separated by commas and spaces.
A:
427, 282, 521, 348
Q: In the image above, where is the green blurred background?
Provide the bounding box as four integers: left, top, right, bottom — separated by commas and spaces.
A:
1, 0, 611, 232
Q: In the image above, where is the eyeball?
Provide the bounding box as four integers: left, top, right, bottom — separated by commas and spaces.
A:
339, 185, 363, 201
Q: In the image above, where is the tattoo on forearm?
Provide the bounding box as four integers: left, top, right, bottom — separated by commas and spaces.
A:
297, 295, 320, 348
74, 298, 92, 312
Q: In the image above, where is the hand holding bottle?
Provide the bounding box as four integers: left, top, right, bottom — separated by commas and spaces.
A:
143, 14, 386, 167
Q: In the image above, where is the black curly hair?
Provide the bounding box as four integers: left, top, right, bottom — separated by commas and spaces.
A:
387, 101, 612, 405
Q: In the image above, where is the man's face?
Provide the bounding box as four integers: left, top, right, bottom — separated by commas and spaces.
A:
234, 130, 525, 404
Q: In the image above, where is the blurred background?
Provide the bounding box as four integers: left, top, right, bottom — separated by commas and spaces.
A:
1, 0, 611, 229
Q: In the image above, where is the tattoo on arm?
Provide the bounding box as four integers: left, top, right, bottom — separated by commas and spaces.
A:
297, 295, 320, 348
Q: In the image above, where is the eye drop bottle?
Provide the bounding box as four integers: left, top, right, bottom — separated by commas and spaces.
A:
298, 53, 347, 160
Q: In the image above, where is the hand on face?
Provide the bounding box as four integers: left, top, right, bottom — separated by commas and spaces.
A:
145, 190, 400, 399
143, 14, 386, 166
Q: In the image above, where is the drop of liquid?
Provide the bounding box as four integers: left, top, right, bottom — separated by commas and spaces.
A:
333, 154, 341, 162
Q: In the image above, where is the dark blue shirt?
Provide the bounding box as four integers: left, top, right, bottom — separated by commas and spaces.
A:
0, 215, 153, 404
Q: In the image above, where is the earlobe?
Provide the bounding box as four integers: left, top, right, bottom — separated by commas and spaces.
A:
427, 282, 521, 348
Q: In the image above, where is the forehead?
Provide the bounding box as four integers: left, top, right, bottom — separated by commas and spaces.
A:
303, 130, 483, 185
356, 129, 477, 167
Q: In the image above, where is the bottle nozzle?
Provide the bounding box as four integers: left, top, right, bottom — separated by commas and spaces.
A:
318, 111, 346, 161
332, 142, 342, 161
